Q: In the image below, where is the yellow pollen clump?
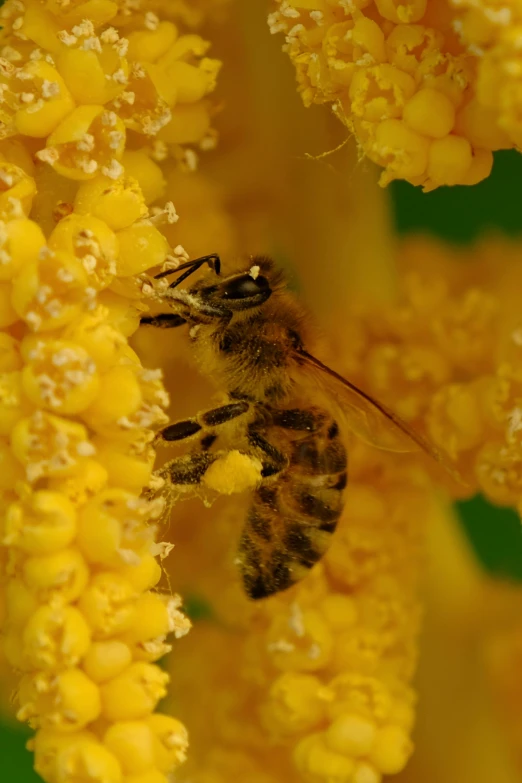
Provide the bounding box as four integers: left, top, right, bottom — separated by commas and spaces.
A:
202, 450, 263, 494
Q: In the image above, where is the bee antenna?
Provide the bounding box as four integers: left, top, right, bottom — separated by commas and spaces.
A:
154, 253, 222, 288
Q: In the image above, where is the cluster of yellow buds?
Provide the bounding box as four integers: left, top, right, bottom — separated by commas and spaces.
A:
0, 0, 221, 167
0, 0, 223, 781
450, 0, 522, 150
344, 236, 522, 507
268, 0, 515, 189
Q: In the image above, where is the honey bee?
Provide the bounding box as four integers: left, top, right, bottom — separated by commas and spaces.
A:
142, 254, 453, 599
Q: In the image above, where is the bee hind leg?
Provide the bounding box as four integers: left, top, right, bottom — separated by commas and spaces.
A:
156, 451, 220, 487
143, 450, 220, 502
153, 446, 258, 495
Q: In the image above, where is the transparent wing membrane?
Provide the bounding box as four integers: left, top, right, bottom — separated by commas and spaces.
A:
294, 349, 462, 482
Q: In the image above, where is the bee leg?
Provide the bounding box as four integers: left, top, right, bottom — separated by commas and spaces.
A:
156, 401, 251, 445
140, 313, 187, 328
157, 451, 219, 486
248, 429, 288, 477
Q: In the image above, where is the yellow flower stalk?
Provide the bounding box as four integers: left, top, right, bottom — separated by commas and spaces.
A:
268, 0, 517, 188
0, 0, 222, 780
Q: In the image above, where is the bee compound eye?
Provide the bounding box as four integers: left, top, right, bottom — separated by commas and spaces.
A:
221, 274, 270, 300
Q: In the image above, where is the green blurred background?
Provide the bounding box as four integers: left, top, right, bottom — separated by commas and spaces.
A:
392, 151, 522, 583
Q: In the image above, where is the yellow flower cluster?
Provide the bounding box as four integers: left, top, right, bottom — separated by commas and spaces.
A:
0, 1, 223, 781
0, 0, 221, 159
451, 0, 522, 150
342, 236, 522, 505
268, 0, 515, 188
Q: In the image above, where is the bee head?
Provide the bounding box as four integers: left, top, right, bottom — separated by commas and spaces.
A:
162, 255, 278, 318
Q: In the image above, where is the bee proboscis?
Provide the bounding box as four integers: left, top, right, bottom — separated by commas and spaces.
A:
142, 254, 456, 599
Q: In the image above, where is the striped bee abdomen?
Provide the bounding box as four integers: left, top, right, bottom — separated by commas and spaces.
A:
237, 414, 347, 599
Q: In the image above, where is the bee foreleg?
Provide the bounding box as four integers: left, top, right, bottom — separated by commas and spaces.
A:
140, 313, 187, 328
156, 401, 251, 445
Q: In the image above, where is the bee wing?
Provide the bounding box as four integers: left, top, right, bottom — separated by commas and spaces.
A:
293, 348, 460, 479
